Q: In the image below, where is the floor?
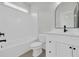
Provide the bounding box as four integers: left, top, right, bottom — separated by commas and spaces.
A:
20, 49, 46, 57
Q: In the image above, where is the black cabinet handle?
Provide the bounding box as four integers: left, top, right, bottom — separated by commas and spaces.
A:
73, 48, 76, 50
69, 46, 72, 49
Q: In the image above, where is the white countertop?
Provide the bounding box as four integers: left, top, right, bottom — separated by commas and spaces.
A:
43, 29, 79, 37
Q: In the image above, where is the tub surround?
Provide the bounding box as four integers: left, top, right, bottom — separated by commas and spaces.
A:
0, 37, 37, 57
46, 29, 79, 57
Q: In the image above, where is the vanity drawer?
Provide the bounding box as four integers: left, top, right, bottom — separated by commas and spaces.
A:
47, 34, 73, 44
46, 40, 55, 48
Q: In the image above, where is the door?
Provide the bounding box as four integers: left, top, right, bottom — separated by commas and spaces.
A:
56, 42, 72, 57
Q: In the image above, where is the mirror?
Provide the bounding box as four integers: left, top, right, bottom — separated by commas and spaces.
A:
74, 2, 79, 28
55, 2, 78, 28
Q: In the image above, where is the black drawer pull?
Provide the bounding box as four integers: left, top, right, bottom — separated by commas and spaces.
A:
73, 48, 76, 50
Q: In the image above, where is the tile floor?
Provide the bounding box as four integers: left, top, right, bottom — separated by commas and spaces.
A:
20, 49, 46, 57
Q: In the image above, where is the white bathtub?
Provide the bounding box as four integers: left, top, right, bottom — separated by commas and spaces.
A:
0, 37, 37, 57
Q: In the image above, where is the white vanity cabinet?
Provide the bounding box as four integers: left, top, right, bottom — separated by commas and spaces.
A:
46, 34, 79, 57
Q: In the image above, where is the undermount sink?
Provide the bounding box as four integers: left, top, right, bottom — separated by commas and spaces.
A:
49, 29, 70, 33
47, 29, 79, 36
70, 29, 79, 35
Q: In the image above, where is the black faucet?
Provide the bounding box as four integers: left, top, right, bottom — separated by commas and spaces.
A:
64, 25, 68, 32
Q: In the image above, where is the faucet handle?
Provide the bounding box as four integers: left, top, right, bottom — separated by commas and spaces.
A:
64, 25, 68, 32
64, 25, 66, 28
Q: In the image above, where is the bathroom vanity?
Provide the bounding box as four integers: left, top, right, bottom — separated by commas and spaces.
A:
46, 29, 79, 57
45, 2, 79, 57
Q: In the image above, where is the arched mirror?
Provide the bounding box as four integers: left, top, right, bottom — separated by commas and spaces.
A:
55, 2, 78, 28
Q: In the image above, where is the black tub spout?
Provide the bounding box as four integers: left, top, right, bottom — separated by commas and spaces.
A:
0, 39, 6, 42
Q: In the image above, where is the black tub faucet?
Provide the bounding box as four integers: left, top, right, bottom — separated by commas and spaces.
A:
0, 32, 6, 42
0, 39, 6, 42
64, 25, 68, 32
0, 32, 5, 37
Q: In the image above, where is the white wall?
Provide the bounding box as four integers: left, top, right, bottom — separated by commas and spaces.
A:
0, 3, 38, 43
0, 2, 58, 42
38, 11, 51, 33
38, 3, 57, 33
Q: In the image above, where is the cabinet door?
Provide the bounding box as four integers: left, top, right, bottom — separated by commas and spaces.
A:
73, 46, 79, 57
56, 42, 72, 57
46, 40, 56, 57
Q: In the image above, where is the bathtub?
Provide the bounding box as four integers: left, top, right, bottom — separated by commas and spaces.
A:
0, 37, 37, 57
